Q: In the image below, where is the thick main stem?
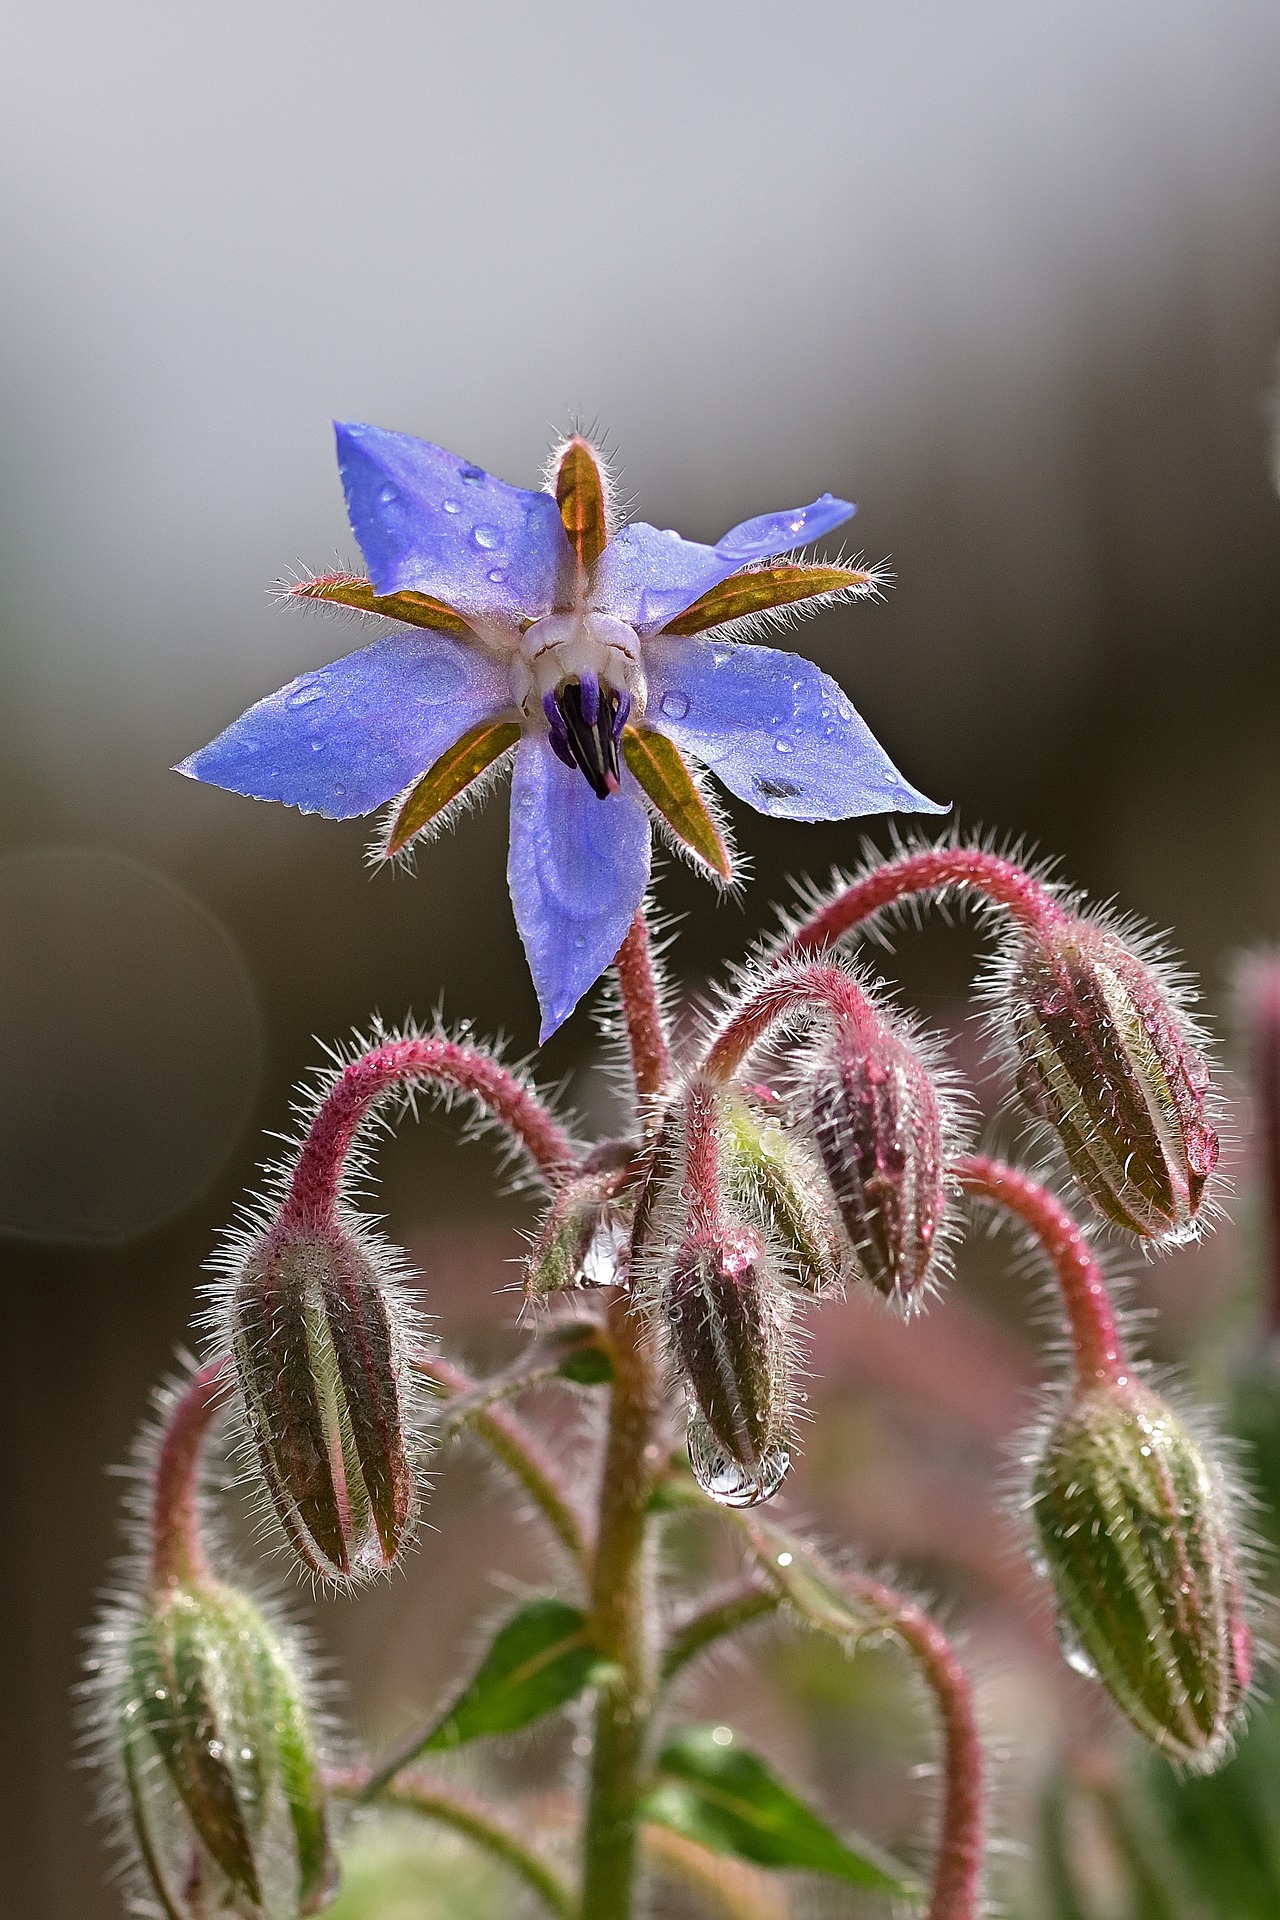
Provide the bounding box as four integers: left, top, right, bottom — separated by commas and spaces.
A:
956, 1155, 1126, 1386
150, 1357, 230, 1590
285, 1035, 578, 1225
580, 911, 670, 1920
783, 844, 1060, 959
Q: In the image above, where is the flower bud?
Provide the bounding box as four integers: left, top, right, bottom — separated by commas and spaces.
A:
525, 1169, 631, 1298
806, 1012, 950, 1308
229, 1218, 418, 1581
1002, 915, 1219, 1241
1031, 1377, 1251, 1766
666, 1226, 793, 1507
719, 1089, 845, 1294
115, 1579, 334, 1917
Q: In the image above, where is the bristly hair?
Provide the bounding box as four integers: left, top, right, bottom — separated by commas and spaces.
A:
542, 425, 626, 540
690, 547, 891, 649
77, 1358, 344, 1911
367, 745, 518, 874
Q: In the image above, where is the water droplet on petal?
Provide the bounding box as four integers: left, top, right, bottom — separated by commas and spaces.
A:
442, 498, 461, 514
473, 525, 502, 550
377, 483, 399, 506
774, 737, 794, 755
659, 690, 690, 720
286, 685, 324, 709
487, 567, 506, 584
310, 739, 323, 752
837, 700, 853, 721
332, 782, 346, 797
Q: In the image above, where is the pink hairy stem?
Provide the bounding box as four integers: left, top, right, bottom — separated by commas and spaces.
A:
956, 1155, 1127, 1386
282, 1036, 579, 1227
842, 1569, 985, 1920
782, 844, 1063, 959
614, 912, 671, 1102
702, 960, 876, 1083
150, 1357, 231, 1590
1239, 957, 1280, 1336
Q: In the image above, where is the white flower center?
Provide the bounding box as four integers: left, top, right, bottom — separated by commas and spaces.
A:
510, 612, 646, 724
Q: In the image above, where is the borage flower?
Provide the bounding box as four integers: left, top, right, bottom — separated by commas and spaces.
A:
179, 428, 944, 1038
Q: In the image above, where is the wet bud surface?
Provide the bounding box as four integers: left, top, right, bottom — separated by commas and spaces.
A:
1006, 917, 1219, 1241
121, 1580, 333, 1917
807, 1018, 947, 1308
720, 1089, 845, 1294
1032, 1377, 1250, 1766
666, 1227, 792, 1507
230, 1221, 416, 1581
526, 1168, 632, 1297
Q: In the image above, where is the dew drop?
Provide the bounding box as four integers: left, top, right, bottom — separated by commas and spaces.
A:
332, 782, 347, 797
442, 498, 462, 514
659, 690, 690, 720
459, 464, 484, 483
1055, 1617, 1099, 1680
774, 737, 794, 754
687, 1409, 789, 1507
286, 685, 324, 709
487, 568, 506, 583
310, 739, 323, 751
377, 483, 399, 506
837, 700, 853, 720
473, 525, 502, 550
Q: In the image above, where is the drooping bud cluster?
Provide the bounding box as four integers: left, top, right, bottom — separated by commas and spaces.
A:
228, 1215, 421, 1583
1030, 1375, 1252, 1766
993, 910, 1220, 1242
804, 1003, 955, 1310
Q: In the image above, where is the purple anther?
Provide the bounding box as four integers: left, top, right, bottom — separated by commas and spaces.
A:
579, 672, 601, 728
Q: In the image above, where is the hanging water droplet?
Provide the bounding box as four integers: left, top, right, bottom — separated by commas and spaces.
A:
309, 739, 323, 752
659, 690, 690, 720
1055, 1616, 1100, 1680
473, 525, 502, 550
285, 684, 324, 709
686, 1409, 789, 1508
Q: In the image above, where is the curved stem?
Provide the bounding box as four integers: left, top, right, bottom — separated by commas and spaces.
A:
150, 1357, 231, 1590
955, 1155, 1127, 1386
417, 1353, 591, 1574
783, 844, 1061, 959
581, 1291, 665, 1920
328, 1768, 577, 1919
285, 1036, 579, 1226
614, 912, 670, 1102
702, 959, 873, 1083
840, 1570, 985, 1920
659, 1583, 779, 1686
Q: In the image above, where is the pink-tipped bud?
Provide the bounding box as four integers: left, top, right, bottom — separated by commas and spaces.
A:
1002, 916, 1219, 1242
229, 1219, 418, 1583
666, 1226, 793, 1508
1032, 1376, 1251, 1767
806, 1012, 950, 1309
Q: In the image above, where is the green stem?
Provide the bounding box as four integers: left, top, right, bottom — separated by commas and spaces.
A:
417, 1352, 591, 1575
580, 911, 672, 1920
659, 1584, 779, 1686
328, 1768, 577, 1918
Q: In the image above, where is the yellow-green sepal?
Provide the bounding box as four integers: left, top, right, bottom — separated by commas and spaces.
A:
386, 719, 521, 855
623, 727, 732, 884
289, 572, 474, 641
664, 563, 875, 637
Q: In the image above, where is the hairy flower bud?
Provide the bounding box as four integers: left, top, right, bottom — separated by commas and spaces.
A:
1001, 914, 1219, 1241
1031, 1377, 1251, 1766
113, 1579, 334, 1917
525, 1168, 631, 1297
806, 1012, 950, 1308
719, 1089, 845, 1294
229, 1218, 418, 1581
667, 1227, 793, 1507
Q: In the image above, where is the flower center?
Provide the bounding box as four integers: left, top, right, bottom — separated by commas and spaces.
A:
513, 613, 645, 801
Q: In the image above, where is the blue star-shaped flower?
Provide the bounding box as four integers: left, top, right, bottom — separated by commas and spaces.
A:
179, 426, 944, 1039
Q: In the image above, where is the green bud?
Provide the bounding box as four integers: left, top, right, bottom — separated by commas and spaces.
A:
118, 1580, 334, 1917
719, 1089, 845, 1294
1032, 1378, 1251, 1767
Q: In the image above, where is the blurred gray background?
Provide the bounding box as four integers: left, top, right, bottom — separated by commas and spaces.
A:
3, 1, 1280, 1912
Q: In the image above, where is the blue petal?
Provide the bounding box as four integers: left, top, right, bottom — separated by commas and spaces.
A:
642, 635, 948, 822
176, 632, 511, 819
336, 421, 575, 627
591, 494, 856, 637
507, 736, 652, 1042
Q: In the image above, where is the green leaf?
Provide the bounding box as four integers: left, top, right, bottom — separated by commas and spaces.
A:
1145, 1693, 1280, 1918
545, 1321, 614, 1386
420, 1599, 608, 1752
642, 1726, 920, 1896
